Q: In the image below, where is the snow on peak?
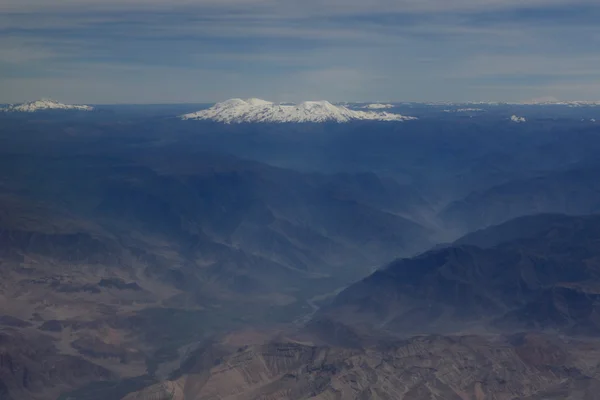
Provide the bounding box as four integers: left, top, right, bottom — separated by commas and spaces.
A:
362, 103, 394, 109
510, 115, 527, 123
1, 99, 94, 112
522, 96, 560, 105
181, 98, 416, 123
443, 108, 484, 113
245, 98, 273, 106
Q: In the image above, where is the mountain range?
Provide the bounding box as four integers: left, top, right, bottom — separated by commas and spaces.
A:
1, 99, 94, 112
316, 213, 600, 339
439, 165, 600, 235
361, 103, 394, 109
181, 98, 416, 123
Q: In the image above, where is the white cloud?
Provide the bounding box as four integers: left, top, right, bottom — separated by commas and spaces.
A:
0, 0, 597, 14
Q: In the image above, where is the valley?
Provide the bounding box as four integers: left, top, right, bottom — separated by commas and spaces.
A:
0, 105, 600, 399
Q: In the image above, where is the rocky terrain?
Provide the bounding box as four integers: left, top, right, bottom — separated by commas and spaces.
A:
121, 213, 600, 400
0, 329, 114, 400
121, 332, 600, 400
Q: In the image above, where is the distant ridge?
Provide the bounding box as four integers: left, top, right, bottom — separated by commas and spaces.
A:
181, 98, 416, 123
1, 99, 94, 112
425, 100, 600, 107
362, 103, 394, 109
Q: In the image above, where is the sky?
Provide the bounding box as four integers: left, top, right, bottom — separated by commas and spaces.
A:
1, 0, 599, 104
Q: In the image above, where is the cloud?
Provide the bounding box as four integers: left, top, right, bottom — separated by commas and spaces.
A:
1, 0, 598, 14
0, 37, 58, 64
1, 0, 599, 102
454, 54, 600, 78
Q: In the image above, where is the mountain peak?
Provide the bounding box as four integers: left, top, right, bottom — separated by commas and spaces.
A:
181, 98, 416, 124
1, 99, 94, 112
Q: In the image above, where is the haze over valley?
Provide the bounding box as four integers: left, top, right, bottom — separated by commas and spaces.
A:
0, 98, 599, 399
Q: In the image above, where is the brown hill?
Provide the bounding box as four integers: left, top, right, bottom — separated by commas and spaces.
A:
120, 332, 600, 400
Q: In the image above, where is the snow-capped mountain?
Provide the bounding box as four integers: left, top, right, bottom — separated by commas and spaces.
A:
510, 115, 527, 123
362, 103, 394, 110
1, 99, 94, 112
181, 98, 416, 123
443, 108, 484, 113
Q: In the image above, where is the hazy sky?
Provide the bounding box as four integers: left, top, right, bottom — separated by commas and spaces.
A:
1, 0, 599, 103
